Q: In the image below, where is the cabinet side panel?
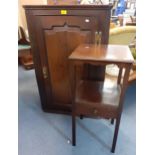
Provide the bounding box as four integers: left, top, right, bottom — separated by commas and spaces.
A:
24, 10, 48, 110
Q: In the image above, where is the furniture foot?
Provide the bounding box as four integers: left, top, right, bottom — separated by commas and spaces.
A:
111, 118, 121, 153
111, 118, 114, 124
72, 114, 76, 146
80, 115, 83, 119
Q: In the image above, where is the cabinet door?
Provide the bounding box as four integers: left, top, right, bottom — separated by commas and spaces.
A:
34, 16, 98, 108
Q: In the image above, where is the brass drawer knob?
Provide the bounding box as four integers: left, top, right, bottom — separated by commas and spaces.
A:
93, 109, 98, 114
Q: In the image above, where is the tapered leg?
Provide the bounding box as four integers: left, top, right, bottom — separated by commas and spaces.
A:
111, 118, 114, 124
111, 118, 121, 153
80, 115, 83, 119
72, 114, 76, 146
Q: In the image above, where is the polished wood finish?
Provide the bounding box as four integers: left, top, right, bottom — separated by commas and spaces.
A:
69, 44, 134, 152
69, 44, 134, 63
69, 43, 135, 84
76, 80, 120, 118
24, 5, 112, 113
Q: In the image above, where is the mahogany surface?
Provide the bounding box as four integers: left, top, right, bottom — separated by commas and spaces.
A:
69, 44, 134, 63
75, 80, 121, 118
69, 44, 134, 152
24, 5, 112, 113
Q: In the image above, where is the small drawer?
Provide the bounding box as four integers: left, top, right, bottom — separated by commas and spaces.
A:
75, 103, 117, 119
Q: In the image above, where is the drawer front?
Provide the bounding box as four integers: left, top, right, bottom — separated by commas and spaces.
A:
75, 103, 118, 119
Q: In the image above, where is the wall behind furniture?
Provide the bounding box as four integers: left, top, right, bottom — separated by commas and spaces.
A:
47, 0, 78, 5
18, 0, 47, 36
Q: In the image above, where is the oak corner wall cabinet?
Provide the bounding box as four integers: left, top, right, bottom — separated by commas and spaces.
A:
24, 5, 112, 114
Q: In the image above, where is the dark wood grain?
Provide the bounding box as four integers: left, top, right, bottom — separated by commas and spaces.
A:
24, 5, 112, 113
69, 44, 134, 63
75, 80, 120, 118
69, 44, 134, 152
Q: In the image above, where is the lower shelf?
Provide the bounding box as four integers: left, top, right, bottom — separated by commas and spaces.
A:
75, 80, 121, 118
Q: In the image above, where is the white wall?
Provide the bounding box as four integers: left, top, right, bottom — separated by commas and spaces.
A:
18, 0, 47, 31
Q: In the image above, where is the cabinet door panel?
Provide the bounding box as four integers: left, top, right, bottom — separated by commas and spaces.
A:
24, 5, 112, 112
44, 25, 92, 104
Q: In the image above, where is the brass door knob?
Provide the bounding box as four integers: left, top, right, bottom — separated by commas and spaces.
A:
42, 66, 48, 79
